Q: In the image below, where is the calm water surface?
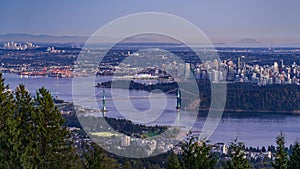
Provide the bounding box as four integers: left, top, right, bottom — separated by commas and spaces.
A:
4, 73, 300, 147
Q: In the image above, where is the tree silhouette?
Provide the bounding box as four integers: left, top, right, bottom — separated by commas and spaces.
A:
288, 141, 300, 169
272, 132, 288, 169
224, 138, 251, 169
167, 132, 216, 169
0, 74, 81, 169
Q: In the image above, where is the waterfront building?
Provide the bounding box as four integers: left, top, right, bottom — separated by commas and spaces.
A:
120, 135, 131, 146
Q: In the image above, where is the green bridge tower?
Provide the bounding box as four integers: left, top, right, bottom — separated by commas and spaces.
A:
100, 90, 109, 117
176, 89, 181, 111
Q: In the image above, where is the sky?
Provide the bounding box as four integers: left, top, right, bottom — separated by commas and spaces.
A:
1, 0, 300, 43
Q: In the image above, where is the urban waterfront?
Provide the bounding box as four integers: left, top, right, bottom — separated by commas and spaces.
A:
3, 73, 300, 148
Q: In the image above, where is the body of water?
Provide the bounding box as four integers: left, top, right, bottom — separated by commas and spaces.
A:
3, 73, 300, 147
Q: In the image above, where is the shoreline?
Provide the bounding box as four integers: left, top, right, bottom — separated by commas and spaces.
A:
198, 108, 300, 114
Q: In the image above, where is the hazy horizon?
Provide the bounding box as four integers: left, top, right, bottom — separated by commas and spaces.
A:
1, 0, 300, 43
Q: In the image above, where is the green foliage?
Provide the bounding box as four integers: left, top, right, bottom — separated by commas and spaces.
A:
272, 132, 288, 169
29, 87, 81, 169
167, 132, 216, 169
0, 74, 81, 169
0, 74, 19, 169
288, 141, 300, 169
131, 159, 144, 169
167, 153, 181, 169
222, 83, 300, 112
224, 139, 252, 169
194, 140, 217, 169
117, 151, 171, 169
15, 84, 37, 169
80, 116, 167, 138
84, 142, 119, 169
180, 133, 197, 169
3, 72, 300, 169
122, 161, 132, 169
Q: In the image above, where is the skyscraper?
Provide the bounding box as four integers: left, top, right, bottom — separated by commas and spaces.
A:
236, 57, 241, 74
185, 63, 191, 78
274, 62, 279, 72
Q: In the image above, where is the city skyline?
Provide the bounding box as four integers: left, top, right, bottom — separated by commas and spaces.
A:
1, 0, 300, 43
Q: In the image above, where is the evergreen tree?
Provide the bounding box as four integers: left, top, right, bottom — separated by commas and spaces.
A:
168, 132, 216, 169
0, 74, 117, 169
15, 84, 37, 169
131, 159, 144, 169
0, 78, 40, 169
288, 141, 300, 169
272, 132, 288, 169
181, 132, 197, 169
84, 142, 118, 169
167, 152, 181, 169
0, 74, 18, 169
194, 140, 217, 169
224, 139, 252, 169
122, 161, 132, 169
135, 159, 144, 169
33, 87, 80, 169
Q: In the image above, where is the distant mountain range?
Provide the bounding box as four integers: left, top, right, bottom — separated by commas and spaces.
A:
0, 33, 88, 43
235, 38, 262, 44
0, 33, 180, 44
2, 34, 299, 47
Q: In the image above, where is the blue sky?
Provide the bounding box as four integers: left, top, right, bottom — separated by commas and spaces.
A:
1, 0, 300, 43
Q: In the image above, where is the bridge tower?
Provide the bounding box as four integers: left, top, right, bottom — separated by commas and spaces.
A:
100, 90, 109, 117
176, 89, 181, 123
176, 89, 181, 111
